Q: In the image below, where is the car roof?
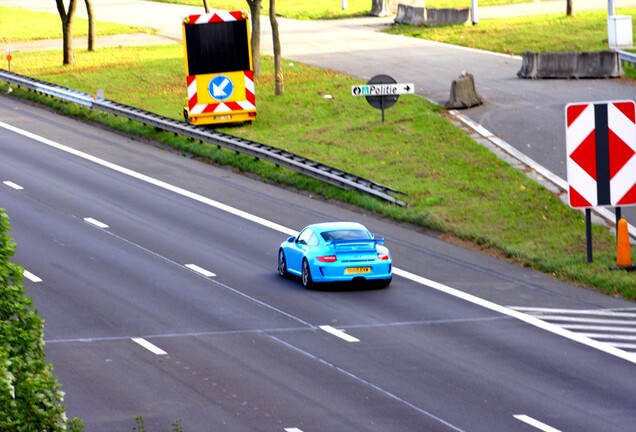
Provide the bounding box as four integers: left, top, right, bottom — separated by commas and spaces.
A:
305, 222, 368, 233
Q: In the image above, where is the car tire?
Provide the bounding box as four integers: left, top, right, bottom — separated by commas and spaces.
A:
277, 249, 288, 277
301, 259, 313, 288
378, 277, 392, 288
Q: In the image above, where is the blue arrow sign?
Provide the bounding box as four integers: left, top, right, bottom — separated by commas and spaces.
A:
208, 75, 234, 101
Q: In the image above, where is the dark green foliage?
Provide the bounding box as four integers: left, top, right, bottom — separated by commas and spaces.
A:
0, 209, 83, 431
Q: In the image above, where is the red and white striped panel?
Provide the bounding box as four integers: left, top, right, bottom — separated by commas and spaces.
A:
608, 102, 636, 205
566, 101, 636, 207
566, 103, 598, 207
187, 72, 255, 115
185, 11, 245, 24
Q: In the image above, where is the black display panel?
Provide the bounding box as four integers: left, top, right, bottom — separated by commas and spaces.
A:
185, 20, 250, 75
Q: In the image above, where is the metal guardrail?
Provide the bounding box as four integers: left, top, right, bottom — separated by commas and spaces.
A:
617, 49, 636, 66
0, 69, 406, 206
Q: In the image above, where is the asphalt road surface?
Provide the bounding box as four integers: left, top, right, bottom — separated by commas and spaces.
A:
2, 95, 636, 431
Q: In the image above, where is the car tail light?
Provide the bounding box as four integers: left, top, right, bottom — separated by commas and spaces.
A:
317, 255, 337, 262
377, 252, 390, 261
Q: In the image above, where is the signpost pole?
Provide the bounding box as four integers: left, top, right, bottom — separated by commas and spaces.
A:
586, 209, 593, 263
381, 96, 385, 123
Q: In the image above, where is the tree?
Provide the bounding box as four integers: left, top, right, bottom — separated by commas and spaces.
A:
567, 0, 573, 16
55, 0, 78, 65
84, 0, 95, 51
269, 0, 283, 95
245, 0, 262, 75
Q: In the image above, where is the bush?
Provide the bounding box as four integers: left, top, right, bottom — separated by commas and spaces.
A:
0, 209, 83, 431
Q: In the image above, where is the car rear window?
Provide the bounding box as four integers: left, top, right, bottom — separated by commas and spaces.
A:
321, 230, 372, 241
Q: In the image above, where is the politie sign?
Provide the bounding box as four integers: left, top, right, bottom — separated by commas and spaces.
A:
565, 100, 636, 208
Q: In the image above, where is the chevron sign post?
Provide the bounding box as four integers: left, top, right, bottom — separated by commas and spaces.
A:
566, 100, 636, 208
565, 100, 636, 263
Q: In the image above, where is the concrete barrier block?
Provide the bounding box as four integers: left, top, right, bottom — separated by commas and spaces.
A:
371, 0, 397, 17
517, 51, 623, 79
395, 4, 425, 24
394, 5, 469, 26
445, 72, 483, 109
394, 3, 407, 22
425, 8, 469, 26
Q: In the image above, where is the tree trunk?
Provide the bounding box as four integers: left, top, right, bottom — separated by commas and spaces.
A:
202, 0, 210, 13
269, 0, 283, 95
245, 0, 261, 75
56, 0, 78, 65
566, 0, 574, 16
84, 0, 95, 51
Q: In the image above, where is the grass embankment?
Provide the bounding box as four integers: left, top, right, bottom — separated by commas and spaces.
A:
0, 6, 150, 43
387, 7, 636, 55
149, 0, 531, 19
1, 6, 635, 299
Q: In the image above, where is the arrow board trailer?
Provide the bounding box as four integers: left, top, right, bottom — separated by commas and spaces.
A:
182, 11, 256, 126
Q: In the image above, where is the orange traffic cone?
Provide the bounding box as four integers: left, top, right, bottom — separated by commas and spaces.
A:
612, 218, 636, 271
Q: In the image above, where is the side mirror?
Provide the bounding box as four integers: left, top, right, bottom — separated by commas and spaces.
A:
287, 236, 296, 243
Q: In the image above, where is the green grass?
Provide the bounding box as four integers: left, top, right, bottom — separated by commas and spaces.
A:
386, 8, 636, 55
149, 0, 530, 19
4, 43, 635, 300
0, 6, 150, 43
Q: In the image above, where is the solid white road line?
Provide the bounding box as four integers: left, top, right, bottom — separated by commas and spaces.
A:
3, 180, 23, 190
185, 264, 216, 277
84, 217, 109, 229
23, 269, 42, 283
514, 414, 561, 432
284, 428, 304, 432
131, 338, 167, 355
0, 121, 296, 237
319, 325, 359, 343
4, 120, 634, 364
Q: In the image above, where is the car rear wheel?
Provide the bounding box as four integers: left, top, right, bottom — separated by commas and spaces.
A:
301, 259, 313, 288
378, 277, 392, 288
277, 249, 287, 277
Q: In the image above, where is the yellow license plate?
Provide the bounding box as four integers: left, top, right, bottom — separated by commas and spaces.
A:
345, 267, 371, 274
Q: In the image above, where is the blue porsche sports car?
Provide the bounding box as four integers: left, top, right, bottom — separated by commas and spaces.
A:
277, 222, 392, 288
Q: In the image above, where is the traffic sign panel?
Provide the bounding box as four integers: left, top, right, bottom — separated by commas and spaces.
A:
352, 83, 414, 96
566, 100, 636, 208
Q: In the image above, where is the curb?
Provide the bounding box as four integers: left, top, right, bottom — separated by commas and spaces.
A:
448, 109, 636, 243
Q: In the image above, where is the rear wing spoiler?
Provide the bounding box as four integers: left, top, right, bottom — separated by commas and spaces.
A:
327, 238, 385, 250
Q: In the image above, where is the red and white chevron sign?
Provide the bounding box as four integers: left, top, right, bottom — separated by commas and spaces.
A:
565, 100, 636, 208
185, 11, 245, 24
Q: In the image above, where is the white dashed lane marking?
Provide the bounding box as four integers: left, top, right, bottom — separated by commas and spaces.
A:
132, 338, 167, 355
3, 180, 23, 190
319, 325, 360, 343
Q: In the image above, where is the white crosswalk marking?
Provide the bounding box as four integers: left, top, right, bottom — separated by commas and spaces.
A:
509, 307, 636, 355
